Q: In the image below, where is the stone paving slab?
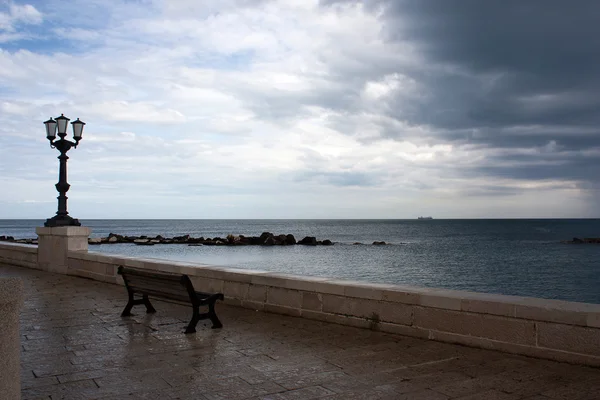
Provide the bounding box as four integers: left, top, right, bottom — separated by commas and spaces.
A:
2, 264, 600, 400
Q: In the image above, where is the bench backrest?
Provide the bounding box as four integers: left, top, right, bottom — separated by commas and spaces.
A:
118, 266, 196, 304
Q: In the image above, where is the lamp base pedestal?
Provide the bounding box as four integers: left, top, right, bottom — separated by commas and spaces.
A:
36, 226, 90, 274
44, 214, 81, 227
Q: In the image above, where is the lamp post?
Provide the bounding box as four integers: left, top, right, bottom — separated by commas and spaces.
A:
43, 114, 86, 227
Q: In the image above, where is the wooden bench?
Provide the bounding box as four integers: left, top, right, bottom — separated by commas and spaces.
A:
117, 266, 224, 333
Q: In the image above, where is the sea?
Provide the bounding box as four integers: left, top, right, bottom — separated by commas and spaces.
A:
1, 219, 599, 304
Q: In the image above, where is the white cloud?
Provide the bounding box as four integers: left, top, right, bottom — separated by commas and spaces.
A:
0, 0, 595, 219
0, 2, 41, 32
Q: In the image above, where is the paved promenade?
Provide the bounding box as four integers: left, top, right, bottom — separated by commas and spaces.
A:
2, 264, 600, 400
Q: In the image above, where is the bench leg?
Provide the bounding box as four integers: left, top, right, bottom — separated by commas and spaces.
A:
208, 301, 223, 329
121, 292, 135, 317
143, 295, 156, 314
185, 306, 200, 334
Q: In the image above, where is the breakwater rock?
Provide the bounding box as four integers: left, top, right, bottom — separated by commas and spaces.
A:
87, 232, 335, 247
561, 237, 600, 244
0, 235, 37, 245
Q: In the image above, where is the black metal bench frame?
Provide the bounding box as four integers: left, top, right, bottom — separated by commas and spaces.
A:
117, 266, 224, 333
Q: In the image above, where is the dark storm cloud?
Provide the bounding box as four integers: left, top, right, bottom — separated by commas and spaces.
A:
320, 0, 600, 185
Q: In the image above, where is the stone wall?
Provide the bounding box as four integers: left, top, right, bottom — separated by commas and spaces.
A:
66, 250, 600, 367
3, 241, 600, 366
0, 242, 38, 269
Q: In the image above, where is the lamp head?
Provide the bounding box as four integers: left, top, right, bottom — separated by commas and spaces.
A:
44, 117, 57, 141
71, 118, 85, 142
55, 114, 70, 138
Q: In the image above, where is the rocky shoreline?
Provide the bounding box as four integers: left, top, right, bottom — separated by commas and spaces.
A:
3, 233, 599, 247
87, 232, 339, 246
560, 237, 600, 244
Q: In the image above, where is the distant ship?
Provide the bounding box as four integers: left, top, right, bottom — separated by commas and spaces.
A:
417, 216, 433, 220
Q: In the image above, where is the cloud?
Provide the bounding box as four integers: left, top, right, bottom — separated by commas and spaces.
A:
0, 2, 42, 32
0, 0, 598, 218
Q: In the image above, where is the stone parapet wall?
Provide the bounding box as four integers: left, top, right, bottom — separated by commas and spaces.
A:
3, 242, 600, 367
0, 242, 38, 269
66, 250, 600, 367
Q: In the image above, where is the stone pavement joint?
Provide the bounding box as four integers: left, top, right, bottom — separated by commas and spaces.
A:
2, 264, 600, 400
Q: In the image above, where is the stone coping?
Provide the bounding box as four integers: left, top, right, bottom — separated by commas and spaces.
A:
0, 242, 38, 253
36, 226, 91, 237
70, 250, 600, 329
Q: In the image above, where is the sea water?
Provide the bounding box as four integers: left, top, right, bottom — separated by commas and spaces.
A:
1, 219, 599, 303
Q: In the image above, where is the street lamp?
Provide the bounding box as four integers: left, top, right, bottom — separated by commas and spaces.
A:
43, 114, 86, 227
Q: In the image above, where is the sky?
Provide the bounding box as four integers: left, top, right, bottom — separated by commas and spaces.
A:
1, 0, 599, 219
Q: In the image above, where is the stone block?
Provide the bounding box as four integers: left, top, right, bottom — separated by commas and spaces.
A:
68, 257, 84, 271
246, 284, 267, 303
461, 296, 516, 318
105, 264, 116, 277
322, 294, 381, 319
283, 276, 331, 292
587, 313, 600, 328
301, 292, 322, 311
250, 273, 289, 287
220, 269, 256, 283
378, 302, 413, 325
321, 294, 347, 315
515, 304, 588, 326
223, 281, 249, 300
36, 226, 91, 273
414, 307, 536, 345
420, 290, 463, 311
189, 276, 223, 293
382, 286, 421, 305
267, 287, 302, 308
537, 322, 600, 356
344, 284, 384, 300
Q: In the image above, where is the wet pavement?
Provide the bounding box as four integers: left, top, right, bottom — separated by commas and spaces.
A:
2, 263, 600, 400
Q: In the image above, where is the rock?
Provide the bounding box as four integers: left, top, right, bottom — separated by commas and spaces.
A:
264, 235, 276, 246
563, 237, 600, 244
322, 239, 333, 245
248, 236, 262, 245
173, 234, 189, 242
108, 236, 118, 243
188, 243, 203, 246
88, 238, 102, 245
259, 232, 273, 244
372, 241, 386, 245
285, 234, 296, 245
298, 236, 317, 245
353, 242, 363, 245
133, 239, 150, 244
